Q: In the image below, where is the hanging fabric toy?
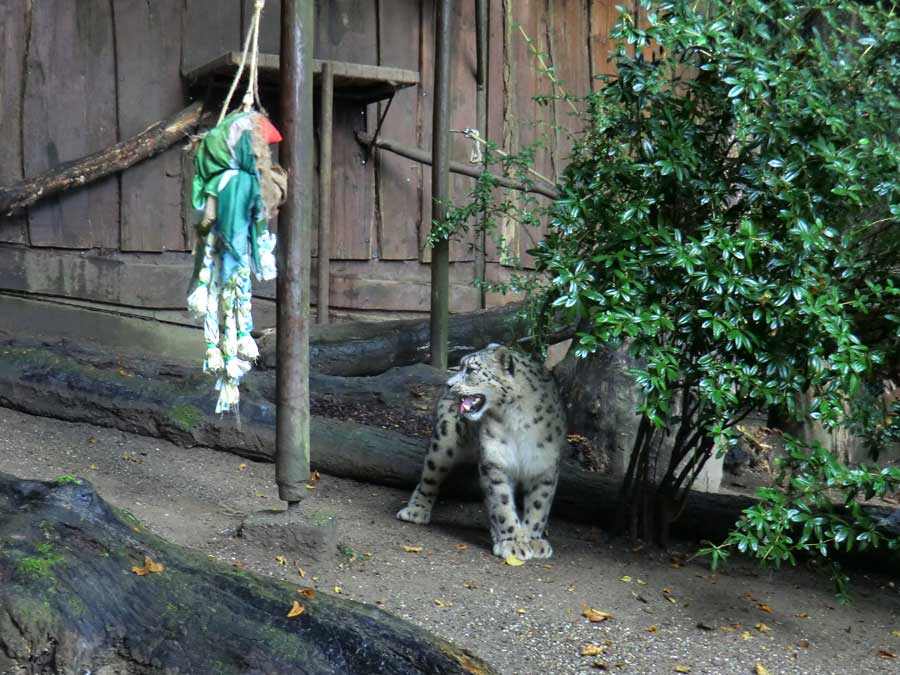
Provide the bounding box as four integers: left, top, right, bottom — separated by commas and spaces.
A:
186, 0, 286, 413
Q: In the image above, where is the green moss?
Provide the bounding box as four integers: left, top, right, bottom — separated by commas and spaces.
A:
168, 403, 203, 431
17, 552, 64, 580
52, 475, 82, 485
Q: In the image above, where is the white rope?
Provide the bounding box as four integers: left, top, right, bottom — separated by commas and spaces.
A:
218, 0, 266, 125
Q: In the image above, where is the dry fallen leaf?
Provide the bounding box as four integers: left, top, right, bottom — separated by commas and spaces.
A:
333, 586, 343, 594
434, 599, 448, 607
275, 556, 288, 566
580, 644, 607, 657
892, 630, 900, 638
645, 625, 658, 633
755, 622, 771, 633
239, 463, 247, 471
797, 640, 810, 649
287, 601, 305, 618
88, 464, 98, 470
674, 666, 691, 673
756, 602, 773, 613
305, 484, 317, 489
311, 470, 321, 481
582, 605, 612, 623
740, 631, 752, 640
298, 588, 316, 599
455, 543, 468, 552
637, 578, 647, 585
504, 555, 526, 567
516, 608, 526, 615
464, 581, 478, 589
879, 650, 897, 660
796, 612, 810, 619
131, 556, 164, 576
402, 545, 424, 553
294, 562, 306, 578
592, 663, 609, 671
620, 575, 633, 583
755, 662, 771, 675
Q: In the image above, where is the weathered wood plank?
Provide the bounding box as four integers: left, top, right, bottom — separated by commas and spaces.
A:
116, 0, 188, 252
447, 1, 478, 264
550, 0, 591, 163
0, 0, 27, 244
417, 0, 435, 263
0, 245, 192, 310
243, 0, 281, 54
24, 0, 119, 250
182, 0, 242, 75
590, 0, 622, 85
376, 0, 422, 261
484, 0, 507, 266
316, 0, 378, 261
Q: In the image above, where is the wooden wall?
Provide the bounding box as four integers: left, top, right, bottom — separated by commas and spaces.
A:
0, 0, 629, 333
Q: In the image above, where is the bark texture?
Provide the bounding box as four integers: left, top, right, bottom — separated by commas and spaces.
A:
0, 472, 495, 675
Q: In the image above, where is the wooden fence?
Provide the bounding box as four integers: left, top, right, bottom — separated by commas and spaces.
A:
0, 0, 630, 342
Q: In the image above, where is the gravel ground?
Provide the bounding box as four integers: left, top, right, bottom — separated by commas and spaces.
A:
1, 406, 898, 675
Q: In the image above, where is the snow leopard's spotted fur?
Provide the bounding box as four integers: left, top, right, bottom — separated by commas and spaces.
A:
397, 344, 565, 560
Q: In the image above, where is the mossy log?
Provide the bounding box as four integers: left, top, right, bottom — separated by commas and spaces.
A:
259, 303, 575, 376
0, 472, 494, 675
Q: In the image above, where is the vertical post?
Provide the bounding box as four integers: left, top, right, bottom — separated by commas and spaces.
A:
277, 0, 314, 505
429, 0, 453, 369
474, 0, 488, 310
317, 62, 334, 324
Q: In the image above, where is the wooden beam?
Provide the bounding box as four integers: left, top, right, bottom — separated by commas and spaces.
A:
430, 0, 453, 370
317, 62, 334, 324
356, 132, 560, 200
277, 0, 314, 503
0, 102, 205, 216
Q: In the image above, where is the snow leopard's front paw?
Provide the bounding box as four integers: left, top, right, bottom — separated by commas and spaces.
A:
396, 505, 431, 525
529, 538, 553, 559
493, 537, 533, 561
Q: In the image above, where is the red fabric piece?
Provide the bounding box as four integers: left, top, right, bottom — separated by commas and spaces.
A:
257, 115, 282, 144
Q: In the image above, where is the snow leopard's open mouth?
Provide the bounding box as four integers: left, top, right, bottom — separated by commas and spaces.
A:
458, 395, 486, 416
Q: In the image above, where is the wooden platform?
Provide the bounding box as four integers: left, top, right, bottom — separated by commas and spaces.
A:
184, 52, 420, 104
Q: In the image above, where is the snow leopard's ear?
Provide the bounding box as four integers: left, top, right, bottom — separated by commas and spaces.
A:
495, 347, 516, 378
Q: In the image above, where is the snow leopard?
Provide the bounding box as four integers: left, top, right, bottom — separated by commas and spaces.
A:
397, 343, 565, 560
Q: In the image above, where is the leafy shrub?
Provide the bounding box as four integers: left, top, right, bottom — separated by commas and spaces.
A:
527, 0, 900, 553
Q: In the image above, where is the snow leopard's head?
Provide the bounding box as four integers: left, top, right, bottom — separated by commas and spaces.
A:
446, 343, 519, 422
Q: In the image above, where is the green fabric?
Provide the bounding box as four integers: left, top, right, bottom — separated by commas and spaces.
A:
190, 112, 266, 283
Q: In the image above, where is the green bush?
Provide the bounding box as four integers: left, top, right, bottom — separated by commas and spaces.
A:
526, 0, 900, 558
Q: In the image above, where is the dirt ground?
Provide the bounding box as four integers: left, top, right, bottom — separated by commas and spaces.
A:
1, 406, 898, 675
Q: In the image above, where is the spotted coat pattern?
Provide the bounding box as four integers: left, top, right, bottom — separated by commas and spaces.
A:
397, 344, 565, 560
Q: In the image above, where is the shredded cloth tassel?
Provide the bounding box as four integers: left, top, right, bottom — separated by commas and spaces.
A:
186, 0, 283, 414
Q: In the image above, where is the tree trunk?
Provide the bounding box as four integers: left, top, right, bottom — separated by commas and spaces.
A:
0, 472, 495, 675
0, 103, 206, 215
260, 303, 574, 376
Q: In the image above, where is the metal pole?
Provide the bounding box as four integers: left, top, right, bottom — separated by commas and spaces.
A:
317, 62, 334, 324
277, 0, 313, 505
474, 0, 488, 310
429, 0, 453, 369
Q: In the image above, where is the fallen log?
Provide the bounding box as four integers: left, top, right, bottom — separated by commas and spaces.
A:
2, 337, 898, 545
0, 472, 495, 675
0, 102, 206, 215
262, 302, 575, 376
